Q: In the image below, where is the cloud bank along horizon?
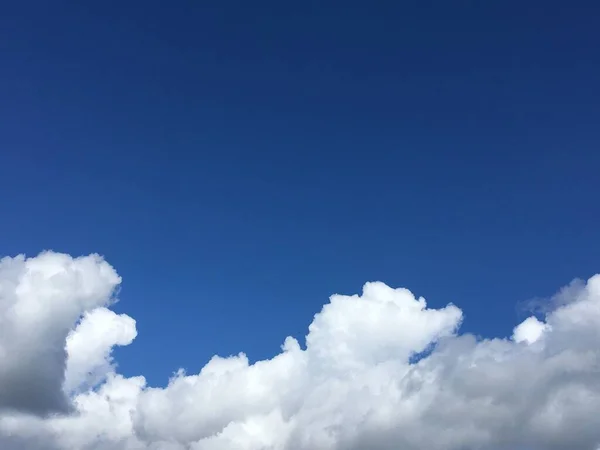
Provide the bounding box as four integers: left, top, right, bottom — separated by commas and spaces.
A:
1, 251, 600, 449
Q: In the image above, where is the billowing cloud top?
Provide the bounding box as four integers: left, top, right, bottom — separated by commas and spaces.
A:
1, 251, 599, 449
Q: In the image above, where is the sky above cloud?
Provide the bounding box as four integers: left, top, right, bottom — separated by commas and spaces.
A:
1, 0, 599, 401
1, 251, 599, 450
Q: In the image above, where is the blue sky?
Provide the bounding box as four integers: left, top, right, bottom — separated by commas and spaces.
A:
1, 1, 599, 386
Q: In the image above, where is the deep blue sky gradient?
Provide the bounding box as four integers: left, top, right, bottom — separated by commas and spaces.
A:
1, 1, 599, 385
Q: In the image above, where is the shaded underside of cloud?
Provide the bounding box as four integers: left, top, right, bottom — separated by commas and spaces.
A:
1, 251, 599, 450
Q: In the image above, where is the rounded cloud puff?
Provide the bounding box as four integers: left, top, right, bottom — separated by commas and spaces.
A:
1, 251, 600, 450
0, 252, 121, 416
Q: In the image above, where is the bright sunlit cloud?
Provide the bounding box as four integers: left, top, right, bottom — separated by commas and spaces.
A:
1, 251, 599, 449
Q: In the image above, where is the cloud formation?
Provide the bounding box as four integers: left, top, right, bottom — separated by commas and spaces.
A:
1, 251, 600, 449
0, 252, 121, 416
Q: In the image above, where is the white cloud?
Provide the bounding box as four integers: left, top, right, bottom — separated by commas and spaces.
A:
1, 251, 600, 449
0, 252, 121, 416
512, 316, 548, 344
65, 307, 137, 393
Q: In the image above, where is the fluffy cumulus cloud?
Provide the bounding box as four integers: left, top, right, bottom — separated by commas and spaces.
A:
1, 251, 600, 450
